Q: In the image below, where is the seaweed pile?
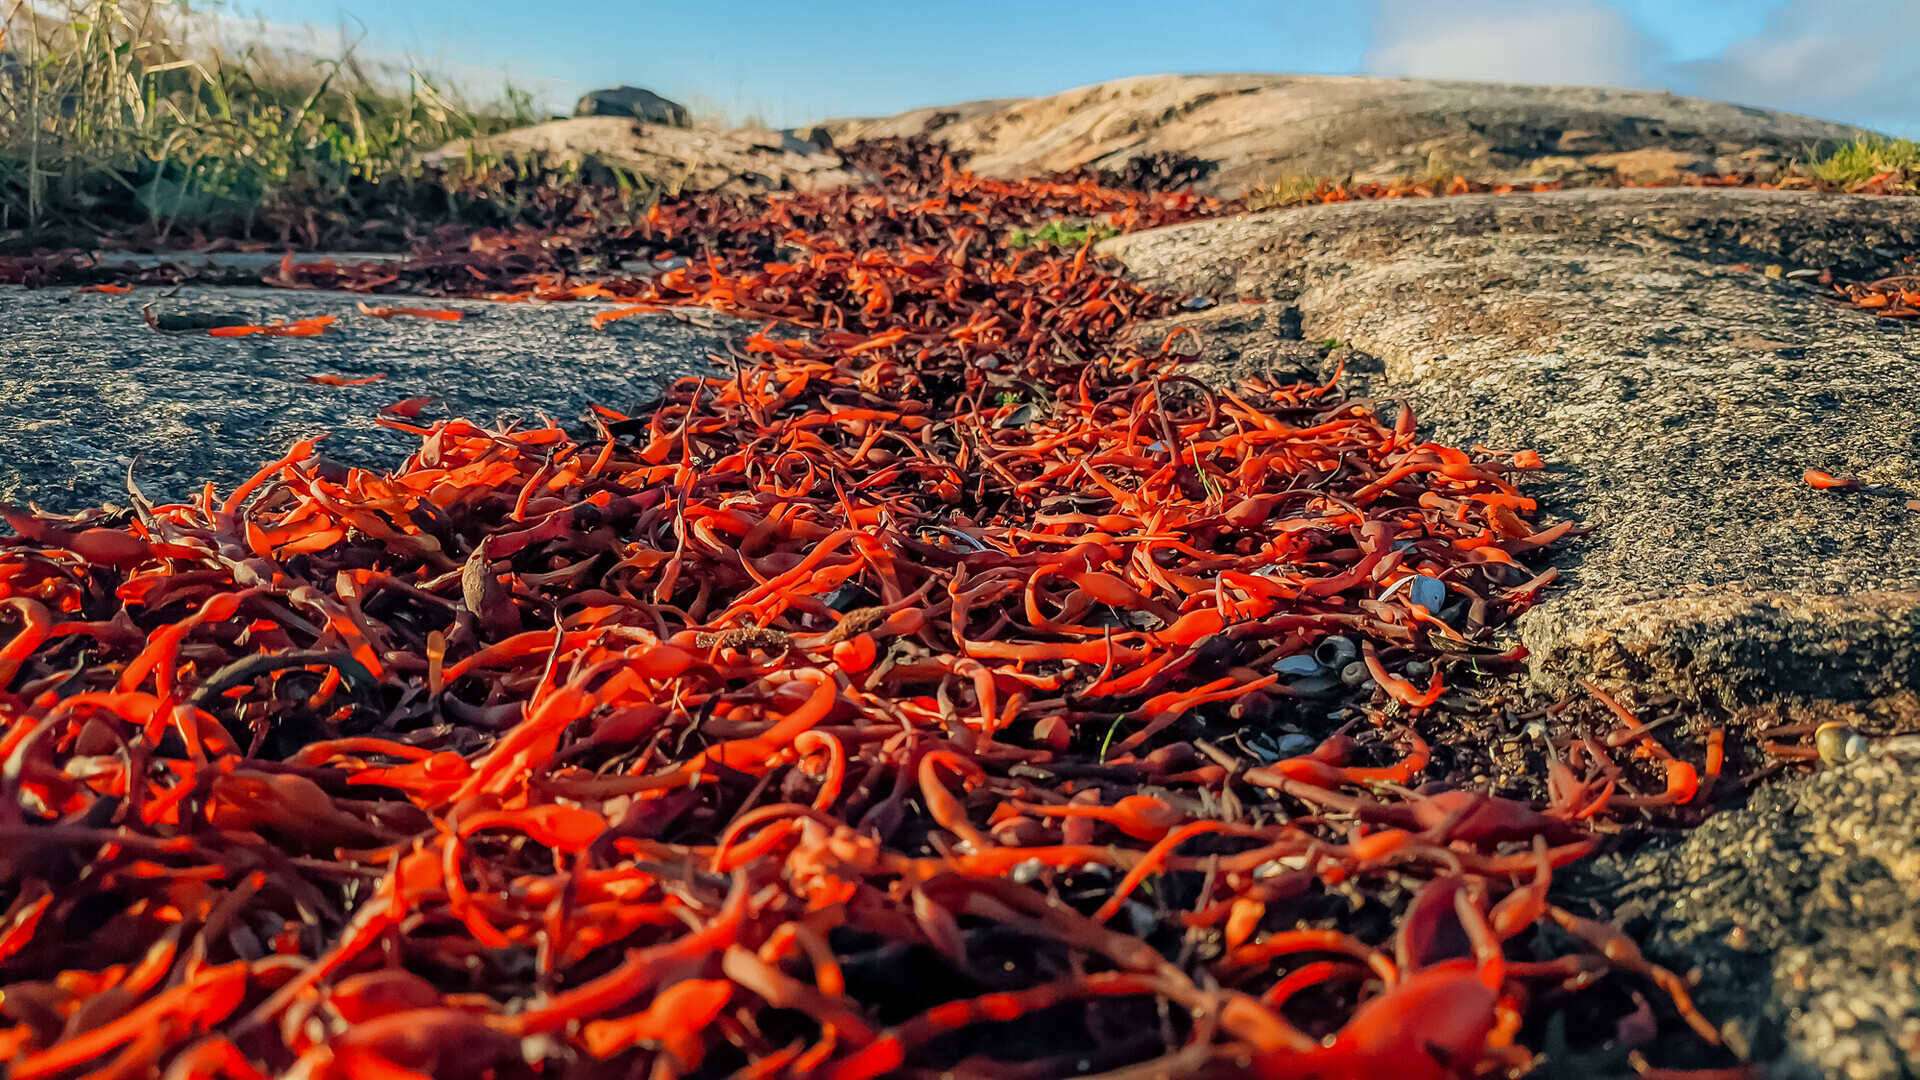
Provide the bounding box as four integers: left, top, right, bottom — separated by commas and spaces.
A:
0, 142, 1742, 1079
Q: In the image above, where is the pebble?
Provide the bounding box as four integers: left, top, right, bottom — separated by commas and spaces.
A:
1272, 653, 1324, 676
1408, 573, 1446, 613
1271, 732, 1317, 757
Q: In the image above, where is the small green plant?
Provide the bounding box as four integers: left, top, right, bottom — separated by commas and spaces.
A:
1245, 173, 1328, 210
1808, 136, 1920, 193
1098, 713, 1129, 763
1007, 220, 1119, 249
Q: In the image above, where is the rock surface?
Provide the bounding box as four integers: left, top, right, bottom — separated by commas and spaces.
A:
0, 286, 732, 512
9, 77, 1920, 1079
1102, 186, 1920, 1079
822, 74, 1870, 195
427, 117, 857, 195
1103, 188, 1920, 708
442, 73, 1868, 199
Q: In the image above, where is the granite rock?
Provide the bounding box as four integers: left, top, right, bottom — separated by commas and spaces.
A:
427, 117, 857, 195
1104, 188, 1920, 707
0, 286, 733, 512
1102, 187, 1920, 1077
1593, 743, 1920, 1079
821, 74, 1869, 194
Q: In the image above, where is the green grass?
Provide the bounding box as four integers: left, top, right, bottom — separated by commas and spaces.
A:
1007, 220, 1120, 250
0, 0, 655, 249
1098, 713, 1128, 763
1807, 136, 1920, 193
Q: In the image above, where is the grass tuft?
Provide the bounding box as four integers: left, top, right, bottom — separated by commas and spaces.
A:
1807, 136, 1920, 193
0, 0, 654, 250
1245, 173, 1330, 211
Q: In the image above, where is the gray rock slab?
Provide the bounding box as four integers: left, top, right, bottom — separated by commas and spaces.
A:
85, 251, 405, 272
0, 286, 733, 512
820, 74, 1869, 195
1104, 188, 1920, 709
428, 117, 859, 195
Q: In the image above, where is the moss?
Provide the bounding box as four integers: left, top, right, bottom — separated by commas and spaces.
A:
1007, 220, 1120, 250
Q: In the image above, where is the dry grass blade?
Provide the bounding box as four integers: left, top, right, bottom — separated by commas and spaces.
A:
0, 0, 588, 248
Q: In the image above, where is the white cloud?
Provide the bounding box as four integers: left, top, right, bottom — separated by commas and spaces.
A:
1671, 0, 1920, 132
1363, 0, 1659, 88
1355, 0, 1918, 133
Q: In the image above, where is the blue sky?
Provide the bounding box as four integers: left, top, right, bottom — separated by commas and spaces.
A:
232, 0, 1920, 134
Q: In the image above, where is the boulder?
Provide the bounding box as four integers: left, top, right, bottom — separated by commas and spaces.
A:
574, 85, 691, 128
822, 74, 1870, 195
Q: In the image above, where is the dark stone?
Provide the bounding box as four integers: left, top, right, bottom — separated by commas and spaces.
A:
573, 85, 691, 128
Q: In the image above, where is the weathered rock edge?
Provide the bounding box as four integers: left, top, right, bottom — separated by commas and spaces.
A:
1594, 743, 1920, 1079
1107, 187, 1920, 296
427, 117, 857, 195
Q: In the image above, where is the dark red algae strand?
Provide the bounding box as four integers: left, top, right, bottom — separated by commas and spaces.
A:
0, 141, 1745, 1079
